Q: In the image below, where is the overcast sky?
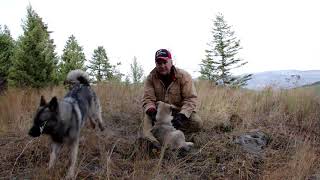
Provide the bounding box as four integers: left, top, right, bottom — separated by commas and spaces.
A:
1, 0, 319, 77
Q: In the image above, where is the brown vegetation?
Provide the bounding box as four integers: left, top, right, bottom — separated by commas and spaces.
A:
1, 81, 320, 179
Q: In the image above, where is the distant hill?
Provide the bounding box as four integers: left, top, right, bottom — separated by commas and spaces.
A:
301, 81, 320, 87
245, 70, 320, 90
298, 80, 320, 95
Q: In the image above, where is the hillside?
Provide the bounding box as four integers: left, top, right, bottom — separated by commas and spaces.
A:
246, 70, 320, 90
299, 81, 320, 94
301, 81, 320, 87
1, 81, 320, 179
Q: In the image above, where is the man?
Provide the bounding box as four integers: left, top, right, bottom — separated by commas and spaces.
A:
142, 49, 203, 145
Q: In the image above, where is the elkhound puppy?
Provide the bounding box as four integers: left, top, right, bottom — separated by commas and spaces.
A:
151, 101, 193, 151
28, 69, 104, 179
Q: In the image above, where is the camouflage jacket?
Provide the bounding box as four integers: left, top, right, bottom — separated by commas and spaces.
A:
142, 66, 198, 118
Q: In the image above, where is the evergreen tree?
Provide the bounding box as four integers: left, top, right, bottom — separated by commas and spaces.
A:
0, 25, 15, 81
130, 56, 144, 83
87, 46, 112, 82
199, 49, 218, 81
59, 35, 86, 81
200, 13, 252, 87
110, 62, 124, 82
124, 74, 130, 85
8, 6, 58, 88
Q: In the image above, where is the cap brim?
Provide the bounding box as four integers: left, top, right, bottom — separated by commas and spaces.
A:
156, 57, 171, 61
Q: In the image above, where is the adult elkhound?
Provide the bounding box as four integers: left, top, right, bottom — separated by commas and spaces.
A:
28, 69, 104, 179
151, 101, 193, 151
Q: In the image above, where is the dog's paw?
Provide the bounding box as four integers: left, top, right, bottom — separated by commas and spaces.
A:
99, 124, 105, 131
186, 142, 194, 148
179, 142, 194, 153
65, 170, 75, 180
65, 174, 75, 180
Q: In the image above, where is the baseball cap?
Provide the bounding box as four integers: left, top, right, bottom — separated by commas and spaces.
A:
155, 49, 172, 61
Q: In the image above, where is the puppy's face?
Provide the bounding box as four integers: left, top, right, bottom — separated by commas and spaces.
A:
156, 101, 177, 123
28, 96, 59, 137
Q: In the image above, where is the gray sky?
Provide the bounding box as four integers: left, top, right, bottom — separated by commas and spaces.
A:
1, 0, 319, 77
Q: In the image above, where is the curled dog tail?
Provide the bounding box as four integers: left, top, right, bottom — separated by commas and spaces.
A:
65, 69, 90, 86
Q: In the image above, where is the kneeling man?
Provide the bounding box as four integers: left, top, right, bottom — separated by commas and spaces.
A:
142, 49, 203, 145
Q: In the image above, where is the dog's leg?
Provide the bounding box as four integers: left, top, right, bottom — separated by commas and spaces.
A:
96, 112, 105, 131
66, 139, 79, 179
49, 142, 61, 169
88, 117, 96, 129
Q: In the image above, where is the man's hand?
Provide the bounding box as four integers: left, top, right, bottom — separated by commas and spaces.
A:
172, 113, 188, 129
146, 108, 157, 125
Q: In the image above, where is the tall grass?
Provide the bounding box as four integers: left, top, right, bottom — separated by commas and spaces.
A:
0, 81, 319, 179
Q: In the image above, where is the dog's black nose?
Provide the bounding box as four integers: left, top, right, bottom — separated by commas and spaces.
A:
28, 127, 40, 137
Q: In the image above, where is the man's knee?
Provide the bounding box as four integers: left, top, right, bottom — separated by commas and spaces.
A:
178, 112, 203, 133
188, 112, 203, 132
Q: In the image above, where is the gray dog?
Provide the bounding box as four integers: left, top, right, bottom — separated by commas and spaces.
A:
28, 69, 104, 179
151, 101, 193, 152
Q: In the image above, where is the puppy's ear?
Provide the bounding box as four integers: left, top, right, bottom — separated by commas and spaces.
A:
156, 101, 161, 107
40, 96, 47, 106
48, 96, 58, 112
170, 104, 179, 110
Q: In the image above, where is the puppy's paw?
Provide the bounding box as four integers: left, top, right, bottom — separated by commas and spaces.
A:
186, 142, 194, 147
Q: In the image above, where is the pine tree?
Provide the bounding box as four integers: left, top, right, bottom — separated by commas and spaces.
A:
130, 56, 144, 84
110, 62, 124, 82
87, 46, 112, 82
59, 35, 86, 81
200, 13, 252, 87
8, 6, 58, 88
0, 25, 15, 81
199, 49, 218, 81
124, 75, 130, 85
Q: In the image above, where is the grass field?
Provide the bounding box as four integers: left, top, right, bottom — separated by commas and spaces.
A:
0, 81, 320, 179
300, 81, 320, 95
315, 86, 320, 95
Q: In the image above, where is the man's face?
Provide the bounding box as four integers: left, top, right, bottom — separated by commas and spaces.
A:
156, 58, 172, 75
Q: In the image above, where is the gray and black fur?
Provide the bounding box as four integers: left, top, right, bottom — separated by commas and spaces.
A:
28, 69, 104, 179
151, 101, 193, 152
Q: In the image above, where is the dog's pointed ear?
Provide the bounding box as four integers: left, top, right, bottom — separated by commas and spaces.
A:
48, 96, 58, 112
40, 96, 47, 106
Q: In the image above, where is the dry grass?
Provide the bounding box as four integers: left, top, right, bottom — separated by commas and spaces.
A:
1, 81, 320, 179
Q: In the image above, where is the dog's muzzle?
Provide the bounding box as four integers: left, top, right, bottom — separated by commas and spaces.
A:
28, 126, 41, 137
